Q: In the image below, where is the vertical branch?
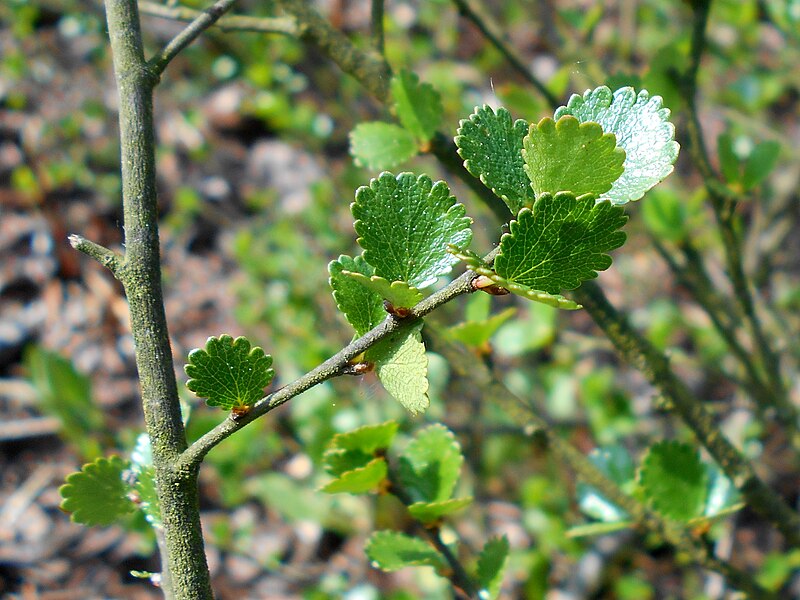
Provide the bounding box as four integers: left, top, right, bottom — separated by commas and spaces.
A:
678, 0, 788, 410
102, 1, 213, 598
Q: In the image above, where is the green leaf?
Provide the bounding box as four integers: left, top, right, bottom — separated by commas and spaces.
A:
367, 323, 429, 414
365, 531, 446, 572
329, 255, 386, 337
321, 457, 388, 494
407, 497, 473, 524
323, 449, 374, 476
391, 70, 443, 142
130, 433, 161, 527
640, 441, 708, 521
342, 271, 423, 309
742, 140, 780, 190
455, 105, 534, 214
703, 464, 740, 518
523, 116, 625, 198
59, 456, 135, 526
185, 335, 274, 410
398, 424, 463, 503
494, 192, 628, 294
447, 246, 582, 310
577, 445, 635, 522
476, 536, 510, 600
447, 306, 517, 348
349, 122, 419, 170
328, 421, 400, 453
555, 86, 680, 204
640, 188, 687, 243
717, 133, 741, 184
353, 172, 473, 288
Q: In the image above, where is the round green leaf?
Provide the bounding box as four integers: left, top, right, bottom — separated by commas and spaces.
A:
494, 192, 628, 294
59, 456, 135, 526
353, 172, 472, 288
365, 530, 446, 572
555, 86, 680, 204
639, 441, 708, 521
350, 122, 419, 171
523, 116, 625, 199
391, 70, 443, 142
185, 335, 274, 410
455, 105, 534, 214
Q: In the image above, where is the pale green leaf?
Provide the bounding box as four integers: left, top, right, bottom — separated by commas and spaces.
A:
59, 456, 134, 526
342, 271, 423, 309
455, 105, 534, 214
494, 192, 628, 294
185, 335, 274, 410
407, 497, 473, 524
398, 424, 463, 503
350, 122, 419, 170
447, 307, 517, 348
555, 86, 680, 204
321, 457, 388, 494
391, 70, 443, 142
130, 433, 160, 527
523, 116, 625, 198
640, 441, 708, 521
717, 133, 741, 184
367, 323, 429, 414
323, 449, 374, 477
476, 536, 511, 600
353, 172, 472, 288
329, 255, 386, 337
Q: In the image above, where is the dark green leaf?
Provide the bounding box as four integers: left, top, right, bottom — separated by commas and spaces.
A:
59, 456, 134, 526
329, 254, 386, 337
494, 192, 628, 294
476, 536, 511, 600
391, 70, 443, 142
455, 105, 534, 214
640, 441, 708, 521
349, 122, 419, 170
555, 86, 680, 204
365, 530, 446, 572
353, 172, 473, 288
523, 116, 625, 198
185, 335, 274, 410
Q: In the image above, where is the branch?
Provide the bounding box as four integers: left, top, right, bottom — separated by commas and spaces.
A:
138, 1, 298, 35
176, 251, 500, 473
424, 323, 777, 599
68, 234, 124, 278
148, 0, 240, 75
450, 0, 559, 109
572, 281, 800, 548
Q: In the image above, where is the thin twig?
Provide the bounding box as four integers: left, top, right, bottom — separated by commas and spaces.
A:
450, 0, 559, 109
138, 1, 299, 35
148, 0, 240, 75
68, 234, 124, 278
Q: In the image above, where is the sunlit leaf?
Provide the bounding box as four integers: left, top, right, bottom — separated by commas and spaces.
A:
365, 531, 446, 572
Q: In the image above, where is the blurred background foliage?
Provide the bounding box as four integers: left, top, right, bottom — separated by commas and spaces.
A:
1, 0, 799, 597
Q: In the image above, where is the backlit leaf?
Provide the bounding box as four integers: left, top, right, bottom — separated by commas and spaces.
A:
59, 456, 134, 526
555, 86, 679, 204
367, 323, 429, 414
350, 122, 419, 170
342, 271, 423, 309
365, 530, 446, 572
407, 497, 473, 524
321, 457, 388, 494
391, 70, 443, 142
